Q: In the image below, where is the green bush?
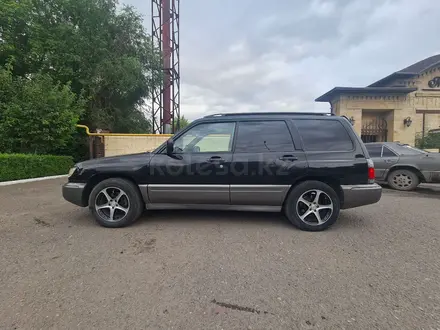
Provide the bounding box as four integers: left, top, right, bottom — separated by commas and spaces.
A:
415, 132, 440, 149
0, 154, 73, 182
0, 67, 85, 154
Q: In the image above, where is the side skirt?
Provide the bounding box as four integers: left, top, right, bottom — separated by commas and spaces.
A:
145, 203, 281, 212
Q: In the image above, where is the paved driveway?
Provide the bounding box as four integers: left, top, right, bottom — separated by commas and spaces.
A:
1, 179, 439, 330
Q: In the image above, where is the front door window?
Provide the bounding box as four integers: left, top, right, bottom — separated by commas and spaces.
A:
173, 122, 236, 153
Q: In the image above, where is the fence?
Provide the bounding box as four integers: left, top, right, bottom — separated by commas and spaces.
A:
104, 135, 170, 156
76, 125, 171, 158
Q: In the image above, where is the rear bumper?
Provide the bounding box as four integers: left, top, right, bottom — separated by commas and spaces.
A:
341, 183, 382, 209
62, 182, 87, 207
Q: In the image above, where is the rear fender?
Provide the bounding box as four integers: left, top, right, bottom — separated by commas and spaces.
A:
386, 165, 425, 181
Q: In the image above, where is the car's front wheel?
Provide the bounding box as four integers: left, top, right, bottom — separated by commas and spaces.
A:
89, 178, 144, 228
284, 181, 340, 231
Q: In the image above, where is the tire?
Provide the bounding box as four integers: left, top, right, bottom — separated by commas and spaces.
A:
284, 181, 340, 231
387, 169, 419, 191
88, 178, 144, 228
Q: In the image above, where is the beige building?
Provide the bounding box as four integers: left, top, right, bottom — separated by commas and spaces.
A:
316, 54, 440, 146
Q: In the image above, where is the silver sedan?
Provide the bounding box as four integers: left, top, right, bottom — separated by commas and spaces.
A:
365, 142, 440, 191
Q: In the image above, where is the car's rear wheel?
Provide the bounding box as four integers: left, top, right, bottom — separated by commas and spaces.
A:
89, 178, 144, 228
284, 181, 340, 231
387, 169, 419, 191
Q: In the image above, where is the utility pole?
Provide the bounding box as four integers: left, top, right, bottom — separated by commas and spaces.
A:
151, 0, 180, 134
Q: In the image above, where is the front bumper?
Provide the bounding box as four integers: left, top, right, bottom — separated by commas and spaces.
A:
62, 182, 87, 207
341, 183, 382, 209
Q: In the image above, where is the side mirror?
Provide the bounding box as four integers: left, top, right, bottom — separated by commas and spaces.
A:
166, 139, 174, 156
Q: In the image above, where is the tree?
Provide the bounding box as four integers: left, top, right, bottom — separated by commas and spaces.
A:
0, 0, 162, 135
174, 115, 191, 132
0, 65, 85, 154
415, 131, 440, 149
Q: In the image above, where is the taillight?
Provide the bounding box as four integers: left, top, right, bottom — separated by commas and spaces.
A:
367, 158, 375, 183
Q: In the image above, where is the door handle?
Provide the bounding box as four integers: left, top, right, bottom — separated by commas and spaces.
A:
385, 159, 393, 163
207, 156, 225, 163
279, 155, 298, 161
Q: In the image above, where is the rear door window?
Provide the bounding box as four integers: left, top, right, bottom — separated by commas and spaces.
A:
235, 121, 294, 153
382, 146, 397, 157
294, 119, 354, 152
366, 145, 382, 157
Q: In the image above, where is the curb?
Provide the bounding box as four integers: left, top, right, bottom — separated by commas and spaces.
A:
0, 174, 68, 186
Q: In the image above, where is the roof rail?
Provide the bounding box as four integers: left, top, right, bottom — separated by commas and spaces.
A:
204, 112, 334, 118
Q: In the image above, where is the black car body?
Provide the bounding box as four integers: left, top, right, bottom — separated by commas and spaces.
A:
63, 112, 382, 231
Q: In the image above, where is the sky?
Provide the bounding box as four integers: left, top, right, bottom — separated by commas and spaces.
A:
122, 0, 440, 120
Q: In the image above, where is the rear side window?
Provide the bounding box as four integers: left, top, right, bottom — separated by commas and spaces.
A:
365, 145, 398, 157
366, 144, 382, 157
295, 119, 354, 152
235, 121, 294, 152
382, 146, 397, 157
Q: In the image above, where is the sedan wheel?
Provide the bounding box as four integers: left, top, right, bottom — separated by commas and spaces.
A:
388, 169, 419, 191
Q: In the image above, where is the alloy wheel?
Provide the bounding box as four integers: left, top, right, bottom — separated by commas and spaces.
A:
296, 189, 333, 226
95, 187, 130, 222
392, 173, 412, 189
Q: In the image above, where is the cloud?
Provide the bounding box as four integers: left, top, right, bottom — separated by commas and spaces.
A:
122, 0, 440, 120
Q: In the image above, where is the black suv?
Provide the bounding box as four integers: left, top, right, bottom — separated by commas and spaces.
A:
63, 112, 382, 231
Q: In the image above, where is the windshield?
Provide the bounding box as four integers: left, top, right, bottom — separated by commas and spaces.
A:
396, 144, 428, 155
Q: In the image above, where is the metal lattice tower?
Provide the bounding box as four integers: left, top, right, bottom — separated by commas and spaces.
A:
151, 0, 180, 134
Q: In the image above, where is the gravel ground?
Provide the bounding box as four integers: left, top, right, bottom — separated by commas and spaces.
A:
0, 178, 439, 330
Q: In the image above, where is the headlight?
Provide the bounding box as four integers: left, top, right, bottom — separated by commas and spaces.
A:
68, 167, 77, 177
